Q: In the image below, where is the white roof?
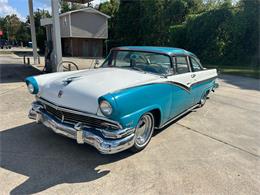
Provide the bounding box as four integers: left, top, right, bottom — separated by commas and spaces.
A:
41, 7, 110, 26
60, 7, 110, 18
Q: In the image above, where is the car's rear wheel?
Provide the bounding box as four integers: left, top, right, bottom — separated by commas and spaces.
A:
131, 112, 154, 152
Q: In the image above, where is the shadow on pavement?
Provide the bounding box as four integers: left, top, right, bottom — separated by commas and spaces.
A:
219, 74, 260, 91
13, 51, 33, 57
0, 122, 131, 194
153, 108, 198, 137
0, 63, 41, 83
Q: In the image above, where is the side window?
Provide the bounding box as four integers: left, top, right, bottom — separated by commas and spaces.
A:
190, 57, 203, 72
175, 56, 190, 74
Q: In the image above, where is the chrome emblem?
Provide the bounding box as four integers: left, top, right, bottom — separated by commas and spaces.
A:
58, 90, 63, 98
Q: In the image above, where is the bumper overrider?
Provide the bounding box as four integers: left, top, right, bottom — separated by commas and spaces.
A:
28, 101, 135, 154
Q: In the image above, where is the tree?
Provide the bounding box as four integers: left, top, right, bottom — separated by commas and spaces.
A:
114, 0, 143, 45
109, 0, 259, 66
60, 1, 86, 13
99, 0, 119, 17
60, 1, 71, 13
139, 0, 165, 45
112, 0, 200, 46
16, 22, 30, 46
4, 14, 21, 41
238, 0, 259, 66
99, 0, 119, 40
26, 9, 50, 53
0, 17, 8, 40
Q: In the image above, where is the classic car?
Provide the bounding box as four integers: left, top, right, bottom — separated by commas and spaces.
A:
26, 46, 218, 154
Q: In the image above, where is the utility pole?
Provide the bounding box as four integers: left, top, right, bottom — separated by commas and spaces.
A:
51, 0, 63, 72
28, 0, 38, 65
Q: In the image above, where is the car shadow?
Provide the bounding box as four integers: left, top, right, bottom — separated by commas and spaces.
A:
13, 51, 33, 57
219, 74, 260, 91
153, 108, 196, 136
0, 122, 132, 194
0, 62, 41, 84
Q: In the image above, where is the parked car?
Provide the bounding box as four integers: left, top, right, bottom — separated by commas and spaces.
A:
0, 39, 12, 49
26, 46, 218, 154
0, 39, 6, 49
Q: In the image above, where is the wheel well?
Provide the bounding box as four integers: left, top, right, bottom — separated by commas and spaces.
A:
150, 109, 161, 128
205, 89, 210, 98
202, 89, 210, 98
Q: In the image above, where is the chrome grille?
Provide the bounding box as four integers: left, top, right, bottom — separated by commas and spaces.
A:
45, 104, 63, 120
42, 102, 120, 129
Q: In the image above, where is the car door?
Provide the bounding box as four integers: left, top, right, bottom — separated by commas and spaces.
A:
189, 56, 206, 104
167, 55, 194, 118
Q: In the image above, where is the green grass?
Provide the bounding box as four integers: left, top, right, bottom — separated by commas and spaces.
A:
205, 65, 260, 79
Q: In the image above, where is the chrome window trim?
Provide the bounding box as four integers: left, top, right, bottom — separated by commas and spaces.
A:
189, 56, 204, 72
174, 55, 192, 74
38, 97, 123, 129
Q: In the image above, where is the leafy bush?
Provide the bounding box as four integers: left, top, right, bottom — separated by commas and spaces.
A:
111, 0, 259, 67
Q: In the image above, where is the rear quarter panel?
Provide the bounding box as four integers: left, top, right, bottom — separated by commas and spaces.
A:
191, 69, 218, 103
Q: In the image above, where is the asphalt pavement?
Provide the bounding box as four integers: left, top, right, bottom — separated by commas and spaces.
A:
0, 54, 259, 195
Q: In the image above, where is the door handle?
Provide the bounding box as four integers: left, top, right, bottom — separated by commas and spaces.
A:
191, 74, 196, 78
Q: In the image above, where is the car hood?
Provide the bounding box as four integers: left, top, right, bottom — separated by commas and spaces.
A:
39, 68, 160, 114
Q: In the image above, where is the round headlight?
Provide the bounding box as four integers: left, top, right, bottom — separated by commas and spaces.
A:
27, 83, 35, 94
100, 100, 112, 116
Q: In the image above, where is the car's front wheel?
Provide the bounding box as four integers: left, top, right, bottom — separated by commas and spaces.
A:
131, 112, 154, 152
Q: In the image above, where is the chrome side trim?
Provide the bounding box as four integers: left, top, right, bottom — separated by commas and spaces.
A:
157, 104, 199, 129
38, 97, 123, 129
113, 76, 217, 94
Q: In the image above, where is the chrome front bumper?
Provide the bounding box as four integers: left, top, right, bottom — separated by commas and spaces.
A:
28, 102, 135, 154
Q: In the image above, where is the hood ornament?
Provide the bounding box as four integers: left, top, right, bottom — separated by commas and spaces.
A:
62, 76, 81, 86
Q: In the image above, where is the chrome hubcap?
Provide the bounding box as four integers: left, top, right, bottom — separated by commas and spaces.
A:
201, 97, 206, 105
135, 114, 153, 147
201, 93, 207, 105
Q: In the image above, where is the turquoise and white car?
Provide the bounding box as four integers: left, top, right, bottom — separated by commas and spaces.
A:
26, 46, 218, 154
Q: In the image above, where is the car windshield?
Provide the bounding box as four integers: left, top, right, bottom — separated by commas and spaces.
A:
101, 50, 173, 75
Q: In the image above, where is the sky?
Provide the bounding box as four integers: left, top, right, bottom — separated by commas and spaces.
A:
0, 0, 105, 21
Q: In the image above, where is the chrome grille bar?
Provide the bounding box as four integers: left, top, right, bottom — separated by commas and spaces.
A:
39, 98, 121, 129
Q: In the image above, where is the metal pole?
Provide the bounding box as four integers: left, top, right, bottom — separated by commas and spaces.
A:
28, 0, 38, 65
51, 0, 63, 72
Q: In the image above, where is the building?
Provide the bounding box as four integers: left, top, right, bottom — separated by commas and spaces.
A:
41, 7, 110, 58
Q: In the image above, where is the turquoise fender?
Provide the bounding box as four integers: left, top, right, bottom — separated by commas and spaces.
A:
100, 83, 173, 128
25, 76, 39, 94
